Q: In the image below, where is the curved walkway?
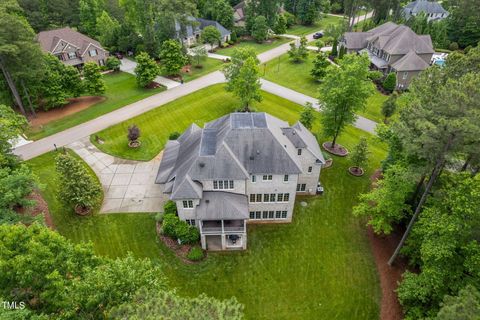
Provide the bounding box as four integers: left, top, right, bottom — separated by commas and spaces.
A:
68, 137, 167, 213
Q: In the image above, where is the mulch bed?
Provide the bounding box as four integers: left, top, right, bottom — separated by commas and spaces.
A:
348, 166, 364, 176
322, 142, 349, 157
15, 191, 55, 229
323, 158, 333, 168
366, 169, 406, 320
155, 222, 202, 264
146, 81, 163, 89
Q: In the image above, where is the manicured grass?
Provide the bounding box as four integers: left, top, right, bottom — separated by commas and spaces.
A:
215, 37, 292, 56
26, 150, 161, 259
161, 58, 224, 82
28, 86, 386, 318
25, 72, 165, 141
287, 15, 345, 36
91, 84, 306, 161
263, 52, 387, 122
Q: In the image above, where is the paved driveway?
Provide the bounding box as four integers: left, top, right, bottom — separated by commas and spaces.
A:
68, 138, 168, 213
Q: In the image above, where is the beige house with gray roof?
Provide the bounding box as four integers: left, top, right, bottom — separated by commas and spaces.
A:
340, 22, 434, 89
156, 112, 325, 251
37, 27, 108, 69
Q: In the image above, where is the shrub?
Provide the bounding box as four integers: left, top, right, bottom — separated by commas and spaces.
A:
154, 212, 164, 222
251, 15, 268, 43
449, 42, 459, 51
315, 39, 325, 49
187, 246, 204, 261
106, 57, 121, 71
175, 223, 200, 244
163, 200, 177, 215
55, 152, 102, 211
161, 213, 179, 238
230, 31, 238, 43
83, 62, 105, 95
168, 132, 180, 140
323, 36, 333, 45
382, 72, 397, 92
368, 70, 383, 82
283, 11, 296, 28
127, 125, 140, 142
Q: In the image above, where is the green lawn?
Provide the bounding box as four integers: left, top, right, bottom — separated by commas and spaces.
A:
287, 15, 345, 36
26, 72, 165, 141
215, 37, 292, 56
26, 150, 161, 259
263, 52, 387, 122
28, 89, 385, 318
160, 57, 224, 82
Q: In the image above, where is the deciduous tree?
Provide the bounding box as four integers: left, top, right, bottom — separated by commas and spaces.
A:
82, 62, 105, 95
222, 47, 259, 91
299, 102, 315, 129
159, 40, 188, 76
310, 52, 329, 81
190, 46, 208, 67
319, 53, 373, 147
288, 36, 309, 63
134, 52, 160, 88
228, 57, 262, 112
251, 15, 269, 42
201, 25, 222, 49
381, 92, 398, 122
350, 136, 369, 172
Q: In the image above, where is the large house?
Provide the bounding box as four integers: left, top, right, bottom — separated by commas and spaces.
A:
340, 22, 434, 89
176, 17, 231, 47
156, 112, 325, 251
37, 27, 108, 68
403, 0, 449, 22
233, 1, 246, 26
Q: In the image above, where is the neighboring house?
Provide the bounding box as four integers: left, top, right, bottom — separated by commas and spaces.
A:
403, 0, 449, 22
156, 112, 325, 251
339, 22, 434, 89
37, 27, 108, 68
175, 17, 231, 47
233, 1, 246, 26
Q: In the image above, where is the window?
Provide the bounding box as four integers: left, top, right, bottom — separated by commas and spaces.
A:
275, 211, 281, 219
277, 193, 283, 202
262, 211, 268, 219
268, 211, 274, 219
284, 174, 289, 182
182, 200, 194, 208
186, 219, 195, 226
297, 184, 306, 192
284, 193, 290, 202
251, 175, 256, 183
263, 194, 270, 202
213, 180, 234, 190
256, 194, 262, 202
89, 49, 98, 57
281, 211, 287, 219
250, 194, 256, 203
249, 212, 255, 219
68, 51, 76, 59
402, 72, 408, 80
308, 166, 313, 173
262, 175, 272, 181
297, 149, 302, 155
270, 194, 276, 202
255, 211, 261, 219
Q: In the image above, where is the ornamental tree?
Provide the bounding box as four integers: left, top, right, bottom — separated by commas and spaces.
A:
288, 36, 309, 63
350, 137, 369, 172
299, 102, 315, 129
201, 25, 222, 49
106, 56, 121, 71
310, 52, 330, 81
83, 62, 106, 95
222, 47, 259, 92
189, 46, 208, 67
273, 14, 287, 34
159, 39, 188, 76
55, 152, 102, 212
319, 53, 374, 147
134, 52, 160, 88
228, 57, 262, 112
381, 92, 398, 122
382, 72, 397, 92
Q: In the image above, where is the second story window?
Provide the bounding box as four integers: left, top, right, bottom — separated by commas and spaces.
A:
284, 175, 289, 182
182, 200, 194, 208
251, 175, 256, 183
89, 49, 98, 57
213, 180, 234, 190
308, 166, 313, 173
262, 175, 272, 181
68, 52, 76, 59
297, 149, 302, 155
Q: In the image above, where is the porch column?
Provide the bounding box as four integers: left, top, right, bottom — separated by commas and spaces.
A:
201, 235, 207, 250
221, 220, 226, 250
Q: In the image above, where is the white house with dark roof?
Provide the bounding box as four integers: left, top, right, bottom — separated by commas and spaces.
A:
403, 0, 449, 21
37, 27, 108, 68
156, 112, 324, 251
340, 22, 434, 89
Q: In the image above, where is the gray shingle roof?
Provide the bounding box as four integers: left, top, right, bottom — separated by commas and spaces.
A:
176, 16, 231, 39
156, 113, 323, 200
36, 27, 105, 55
390, 50, 430, 71
403, 0, 448, 17
196, 191, 249, 220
